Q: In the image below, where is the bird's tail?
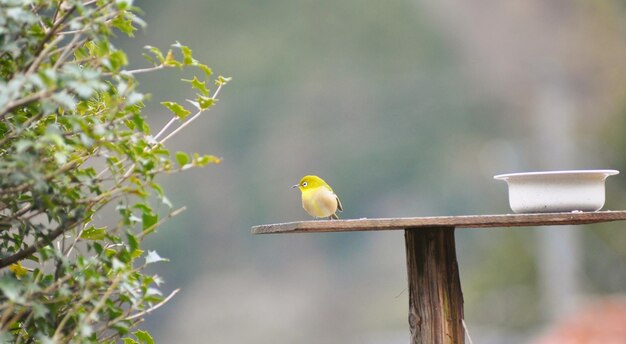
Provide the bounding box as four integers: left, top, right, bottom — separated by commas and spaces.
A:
330, 213, 339, 220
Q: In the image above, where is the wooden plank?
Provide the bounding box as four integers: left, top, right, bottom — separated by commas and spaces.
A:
405, 227, 464, 344
251, 210, 626, 234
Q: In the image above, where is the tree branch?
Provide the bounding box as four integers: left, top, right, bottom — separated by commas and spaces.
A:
25, 6, 76, 74
0, 220, 78, 268
0, 89, 53, 120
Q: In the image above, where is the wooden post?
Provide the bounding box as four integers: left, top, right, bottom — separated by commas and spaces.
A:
404, 227, 464, 344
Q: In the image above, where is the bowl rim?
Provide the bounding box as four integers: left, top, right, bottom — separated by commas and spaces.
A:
494, 169, 619, 180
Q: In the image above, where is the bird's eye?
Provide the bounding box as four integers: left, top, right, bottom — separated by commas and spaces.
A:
302, 182, 308, 187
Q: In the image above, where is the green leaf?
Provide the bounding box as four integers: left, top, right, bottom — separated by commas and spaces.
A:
80, 226, 107, 240
196, 63, 212, 78
144, 45, 165, 63
142, 211, 158, 231
216, 75, 232, 86
131, 249, 144, 259
172, 42, 194, 65
163, 50, 182, 68
6, 7, 37, 24
197, 96, 215, 110
161, 101, 190, 120
94, 39, 112, 57
131, 113, 147, 133
0, 278, 24, 303
105, 248, 117, 258
109, 50, 129, 71
134, 330, 155, 344
195, 154, 222, 166
149, 182, 165, 197
127, 232, 139, 253
123, 338, 139, 344
142, 53, 156, 66
112, 14, 136, 36
175, 151, 190, 167
52, 91, 77, 110
32, 302, 49, 319
116, 0, 133, 9
114, 322, 131, 335
74, 46, 89, 61
182, 76, 209, 95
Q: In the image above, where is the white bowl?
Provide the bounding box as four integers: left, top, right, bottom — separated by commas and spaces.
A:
494, 170, 619, 213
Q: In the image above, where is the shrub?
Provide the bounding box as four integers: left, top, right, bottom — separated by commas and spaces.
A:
0, 0, 229, 342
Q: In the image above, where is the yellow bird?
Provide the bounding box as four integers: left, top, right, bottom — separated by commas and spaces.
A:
292, 175, 343, 219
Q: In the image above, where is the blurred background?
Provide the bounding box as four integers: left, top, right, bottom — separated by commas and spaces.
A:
117, 1, 626, 343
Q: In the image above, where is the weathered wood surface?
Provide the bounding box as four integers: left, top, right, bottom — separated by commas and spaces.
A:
251, 210, 626, 234
405, 227, 464, 344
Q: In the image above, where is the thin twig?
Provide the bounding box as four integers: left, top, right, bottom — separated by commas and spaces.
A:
63, 224, 86, 257
463, 319, 474, 344
153, 117, 177, 140
57, 15, 115, 36
52, 34, 84, 70
0, 110, 45, 147
1, 309, 27, 333
25, 6, 76, 74
0, 158, 82, 197
121, 81, 220, 178
0, 304, 15, 330
158, 110, 202, 144
394, 287, 407, 298
120, 64, 165, 76
100, 318, 142, 342
125, 288, 180, 321
31, 3, 49, 34
0, 205, 36, 228
51, 280, 100, 341
82, 274, 122, 325
158, 82, 225, 145
139, 206, 186, 240
14, 311, 34, 344
0, 213, 85, 268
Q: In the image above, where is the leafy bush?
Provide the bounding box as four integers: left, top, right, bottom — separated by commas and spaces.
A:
0, 0, 229, 342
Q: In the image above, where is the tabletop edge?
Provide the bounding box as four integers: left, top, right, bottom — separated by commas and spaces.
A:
251, 210, 626, 234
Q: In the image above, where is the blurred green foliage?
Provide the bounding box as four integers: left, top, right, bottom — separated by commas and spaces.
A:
0, 0, 228, 342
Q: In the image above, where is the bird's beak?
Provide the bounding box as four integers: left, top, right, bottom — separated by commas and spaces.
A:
291, 184, 299, 189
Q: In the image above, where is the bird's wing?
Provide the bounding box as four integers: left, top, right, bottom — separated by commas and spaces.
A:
323, 184, 342, 212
